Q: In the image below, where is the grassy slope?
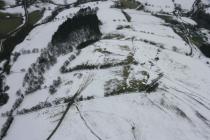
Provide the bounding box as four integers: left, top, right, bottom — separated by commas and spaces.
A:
0, 12, 23, 37
28, 10, 43, 25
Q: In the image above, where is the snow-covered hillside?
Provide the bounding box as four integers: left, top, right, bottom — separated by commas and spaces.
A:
0, 0, 210, 140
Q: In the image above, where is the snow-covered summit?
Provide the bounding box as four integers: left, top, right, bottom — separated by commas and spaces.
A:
0, 0, 210, 140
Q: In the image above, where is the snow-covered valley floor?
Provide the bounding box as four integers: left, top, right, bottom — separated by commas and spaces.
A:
0, 0, 210, 140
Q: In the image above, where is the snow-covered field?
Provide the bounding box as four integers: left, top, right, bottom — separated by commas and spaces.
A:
1, 0, 210, 140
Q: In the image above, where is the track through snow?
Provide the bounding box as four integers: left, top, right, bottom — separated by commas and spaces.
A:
1, 0, 210, 140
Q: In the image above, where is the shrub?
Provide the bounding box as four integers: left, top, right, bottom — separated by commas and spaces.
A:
116, 25, 131, 30
0, 116, 14, 139
49, 77, 62, 94
121, 10, 131, 22
13, 52, 21, 62
17, 102, 52, 115
103, 34, 125, 40
0, 93, 9, 106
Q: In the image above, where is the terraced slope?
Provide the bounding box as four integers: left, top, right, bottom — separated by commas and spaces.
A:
0, 0, 210, 140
